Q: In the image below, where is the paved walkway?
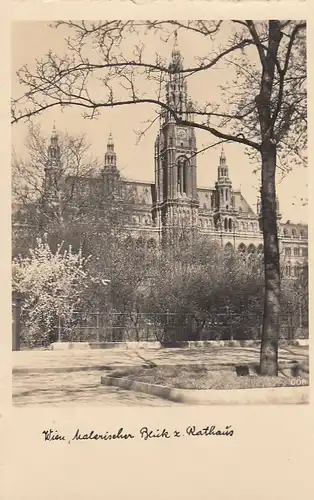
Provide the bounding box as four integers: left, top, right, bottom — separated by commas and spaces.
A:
12, 346, 308, 407
13, 370, 179, 407
13, 345, 308, 373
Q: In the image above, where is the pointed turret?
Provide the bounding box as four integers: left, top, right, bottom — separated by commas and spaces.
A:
217, 146, 229, 180
215, 147, 233, 213
165, 32, 188, 119
103, 131, 120, 198
104, 131, 117, 170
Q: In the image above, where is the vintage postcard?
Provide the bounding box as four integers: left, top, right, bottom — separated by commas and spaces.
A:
11, 18, 308, 406
2, 1, 313, 500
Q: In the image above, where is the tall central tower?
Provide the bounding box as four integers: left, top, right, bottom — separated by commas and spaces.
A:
154, 34, 199, 243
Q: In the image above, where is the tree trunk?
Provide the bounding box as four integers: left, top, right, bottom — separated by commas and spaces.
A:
260, 143, 280, 375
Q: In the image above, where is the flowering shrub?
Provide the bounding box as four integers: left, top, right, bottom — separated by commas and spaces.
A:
12, 237, 94, 346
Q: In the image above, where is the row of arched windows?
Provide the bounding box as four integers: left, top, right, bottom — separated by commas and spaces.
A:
197, 219, 261, 234
224, 243, 264, 269
284, 265, 302, 278
285, 246, 307, 257
131, 214, 152, 226
125, 236, 157, 250
240, 221, 259, 232
283, 227, 306, 238
237, 243, 264, 254
200, 218, 213, 228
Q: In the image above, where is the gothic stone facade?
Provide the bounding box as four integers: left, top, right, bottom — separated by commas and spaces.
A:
29, 43, 309, 279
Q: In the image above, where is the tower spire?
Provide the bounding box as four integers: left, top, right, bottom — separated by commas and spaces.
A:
170, 30, 183, 71
107, 130, 114, 152
172, 31, 179, 56
47, 123, 60, 164
51, 122, 58, 141
220, 145, 226, 164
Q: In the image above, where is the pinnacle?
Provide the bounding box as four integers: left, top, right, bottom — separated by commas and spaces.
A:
51, 122, 58, 140
108, 131, 114, 147
220, 145, 226, 162
171, 30, 181, 59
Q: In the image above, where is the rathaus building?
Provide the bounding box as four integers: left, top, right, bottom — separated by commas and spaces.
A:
22, 42, 308, 279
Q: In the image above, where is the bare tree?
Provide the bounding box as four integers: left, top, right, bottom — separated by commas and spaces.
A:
11, 20, 307, 375
12, 124, 126, 255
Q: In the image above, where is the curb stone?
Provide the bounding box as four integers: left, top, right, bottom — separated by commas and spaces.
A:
100, 375, 309, 405
50, 339, 308, 350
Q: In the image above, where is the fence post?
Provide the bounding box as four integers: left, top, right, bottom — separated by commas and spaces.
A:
96, 310, 100, 343
12, 291, 21, 351
57, 314, 62, 343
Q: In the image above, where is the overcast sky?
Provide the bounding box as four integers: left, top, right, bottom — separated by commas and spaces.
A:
11, 21, 308, 223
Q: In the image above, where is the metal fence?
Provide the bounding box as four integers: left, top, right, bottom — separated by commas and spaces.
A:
54, 310, 308, 345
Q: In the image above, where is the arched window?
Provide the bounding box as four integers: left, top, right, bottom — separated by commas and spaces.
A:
211, 194, 215, 209
147, 238, 156, 250
163, 161, 168, 200
224, 242, 233, 259
238, 243, 246, 254
257, 244, 264, 266
228, 218, 232, 231
300, 230, 305, 238
247, 244, 256, 254
292, 228, 297, 237
124, 236, 133, 249
132, 215, 139, 225
177, 157, 188, 195
136, 237, 145, 249
283, 228, 288, 236
224, 218, 228, 231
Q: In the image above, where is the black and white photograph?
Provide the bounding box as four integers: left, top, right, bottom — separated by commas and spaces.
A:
11, 19, 308, 407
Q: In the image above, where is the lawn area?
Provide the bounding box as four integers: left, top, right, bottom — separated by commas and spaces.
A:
109, 362, 309, 390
